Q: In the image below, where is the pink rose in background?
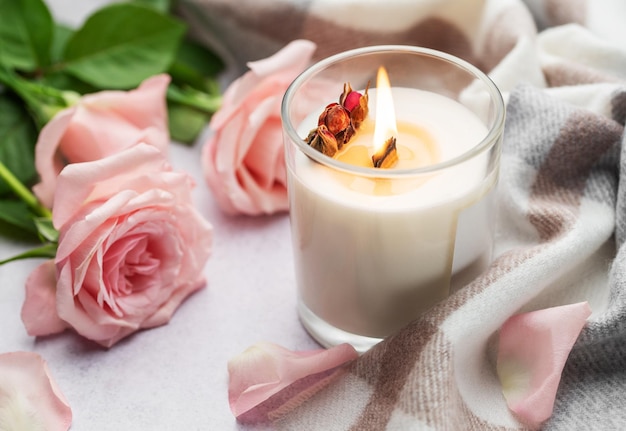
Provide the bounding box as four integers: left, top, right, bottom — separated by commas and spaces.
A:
228, 341, 358, 423
497, 302, 592, 429
33, 74, 171, 208
0, 351, 72, 431
21, 144, 212, 347
203, 39, 316, 216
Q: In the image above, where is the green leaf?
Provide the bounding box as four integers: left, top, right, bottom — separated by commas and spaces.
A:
0, 0, 53, 71
40, 71, 98, 95
168, 39, 224, 91
166, 82, 221, 115
176, 39, 224, 77
34, 217, 58, 243
0, 96, 37, 195
0, 200, 37, 234
0, 65, 76, 128
132, 0, 171, 13
50, 23, 74, 64
0, 242, 57, 265
168, 102, 209, 144
63, 3, 186, 89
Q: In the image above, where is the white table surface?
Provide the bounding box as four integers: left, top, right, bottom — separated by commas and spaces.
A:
0, 1, 320, 429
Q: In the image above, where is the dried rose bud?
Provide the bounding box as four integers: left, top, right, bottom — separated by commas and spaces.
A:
318, 103, 351, 136
349, 87, 369, 129
306, 81, 370, 157
305, 124, 338, 157
335, 124, 355, 149
343, 91, 363, 112
339, 82, 369, 129
339, 82, 354, 107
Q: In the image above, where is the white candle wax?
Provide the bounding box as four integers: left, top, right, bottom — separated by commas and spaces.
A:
289, 87, 497, 340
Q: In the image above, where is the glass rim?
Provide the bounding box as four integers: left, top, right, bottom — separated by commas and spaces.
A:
281, 45, 505, 178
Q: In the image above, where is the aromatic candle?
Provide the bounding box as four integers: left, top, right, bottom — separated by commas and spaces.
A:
282, 46, 504, 352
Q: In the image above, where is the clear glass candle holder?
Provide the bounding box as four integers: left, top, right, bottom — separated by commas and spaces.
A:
281, 46, 505, 353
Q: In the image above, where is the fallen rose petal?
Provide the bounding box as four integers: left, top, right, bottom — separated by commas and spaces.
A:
21, 260, 68, 337
227, 341, 358, 421
497, 302, 592, 429
0, 351, 72, 431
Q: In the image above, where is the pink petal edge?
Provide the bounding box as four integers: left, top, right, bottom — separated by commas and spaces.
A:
0, 351, 72, 431
21, 260, 68, 336
227, 341, 358, 418
497, 301, 592, 429
247, 39, 316, 78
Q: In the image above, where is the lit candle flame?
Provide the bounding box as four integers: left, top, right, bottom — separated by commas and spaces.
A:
373, 66, 397, 152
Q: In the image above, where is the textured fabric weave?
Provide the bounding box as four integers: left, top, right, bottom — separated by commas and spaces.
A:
178, 0, 626, 429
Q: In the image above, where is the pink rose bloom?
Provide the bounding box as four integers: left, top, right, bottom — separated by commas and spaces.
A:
0, 351, 72, 431
497, 302, 591, 429
228, 341, 358, 423
203, 40, 316, 215
33, 74, 171, 208
21, 144, 213, 347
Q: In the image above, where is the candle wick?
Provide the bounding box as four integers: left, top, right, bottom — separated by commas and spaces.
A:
372, 136, 398, 168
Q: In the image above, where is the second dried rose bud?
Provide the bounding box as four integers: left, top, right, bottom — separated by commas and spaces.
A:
306, 124, 338, 156
340, 82, 369, 129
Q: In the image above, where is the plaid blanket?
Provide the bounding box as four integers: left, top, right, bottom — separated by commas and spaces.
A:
178, 0, 626, 429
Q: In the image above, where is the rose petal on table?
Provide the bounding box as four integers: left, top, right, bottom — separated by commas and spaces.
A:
21, 260, 68, 336
497, 301, 592, 429
0, 351, 72, 431
227, 341, 358, 422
